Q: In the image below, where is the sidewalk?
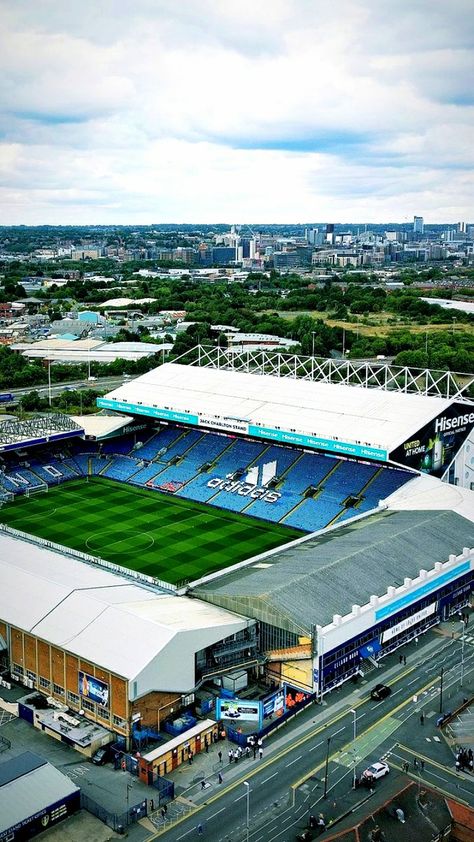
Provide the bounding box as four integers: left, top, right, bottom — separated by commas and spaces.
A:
164, 624, 461, 803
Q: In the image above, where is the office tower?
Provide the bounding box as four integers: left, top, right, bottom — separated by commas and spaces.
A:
413, 216, 424, 235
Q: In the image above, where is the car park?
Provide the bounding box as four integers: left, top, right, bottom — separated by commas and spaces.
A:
370, 683, 391, 701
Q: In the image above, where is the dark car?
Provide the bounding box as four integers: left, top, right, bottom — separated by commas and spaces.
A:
370, 683, 391, 701
91, 745, 114, 765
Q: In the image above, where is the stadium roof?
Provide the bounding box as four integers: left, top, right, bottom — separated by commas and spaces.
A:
101, 362, 453, 455
194, 506, 474, 636
0, 532, 248, 690
69, 413, 134, 438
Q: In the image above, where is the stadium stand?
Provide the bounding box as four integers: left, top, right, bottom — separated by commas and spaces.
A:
0, 423, 415, 533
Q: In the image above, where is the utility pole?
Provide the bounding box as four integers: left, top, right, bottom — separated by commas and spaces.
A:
323, 736, 331, 799
439, 666, 444, 714
350, 709, 357, 789
461, 617, 466, 688
243, 781, 250, 842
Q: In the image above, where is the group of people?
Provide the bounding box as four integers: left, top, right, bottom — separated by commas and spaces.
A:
228, 736, 263, 763
455, 747, 473, 773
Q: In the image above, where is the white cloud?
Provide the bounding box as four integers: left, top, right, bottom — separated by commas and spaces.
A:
0, 0, 472, 222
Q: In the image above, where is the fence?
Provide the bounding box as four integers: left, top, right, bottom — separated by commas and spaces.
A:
152, 775, 175, 804
227, 692, 315, 746
81, 792, 148, 832
0, 734, 11, 753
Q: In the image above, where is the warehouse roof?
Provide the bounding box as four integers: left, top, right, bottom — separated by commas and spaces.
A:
101, 363, 452, 454
0, 751, 79, 836
0, 533, 247, 681
194, 508, 474, 635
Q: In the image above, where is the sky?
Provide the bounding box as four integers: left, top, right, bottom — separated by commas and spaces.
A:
0, 0, 473, 225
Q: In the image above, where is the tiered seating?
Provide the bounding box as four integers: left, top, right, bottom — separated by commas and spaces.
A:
30, 460, 78, 484
89, 456, 109, 475
72, 454, 92, 475
182, 438, 267, 505
283, 496, 344, 532
101, 456, 140, 482
129, 463, 163, 486
133, 427, 184, 460
101, 436, 135, 455
282, 452, 338, 494
1, 467, 45, 493
157, 429, 202, 463
322, 460, 378, 500
359, 467, 413, 507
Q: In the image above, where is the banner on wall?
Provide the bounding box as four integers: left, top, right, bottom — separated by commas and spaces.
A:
78, 671, 109, 707
262, 688, 285, 720
380, 602, 437, 643
390, 403, 474, 477
216, 697, 261, 723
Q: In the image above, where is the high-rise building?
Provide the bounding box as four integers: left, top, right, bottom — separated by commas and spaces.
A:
413, 216, 424, 235
326, 223, 335, 245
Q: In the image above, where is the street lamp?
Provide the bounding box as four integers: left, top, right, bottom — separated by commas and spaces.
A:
460, 616, 466, 688
323, 737, 331, 799
350, 709, 357, 789
243, 781, 250, 842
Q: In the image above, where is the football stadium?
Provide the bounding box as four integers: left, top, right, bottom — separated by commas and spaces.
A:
0, 348, 473, 751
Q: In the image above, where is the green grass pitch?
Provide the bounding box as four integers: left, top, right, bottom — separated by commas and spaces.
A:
0, 478, 302, 585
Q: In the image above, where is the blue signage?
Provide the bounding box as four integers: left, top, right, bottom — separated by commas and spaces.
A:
359, 638, 381, 659
375, 560, 471, 622
97, 398, 199, 426
78, 671, 109, 707
247, 424, 387, 461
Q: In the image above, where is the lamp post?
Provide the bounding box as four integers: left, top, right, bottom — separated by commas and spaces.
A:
439, 666, 444, 714
460, 617, 466, 688
312, 331, 316, 357
323, 737, 331, 799
350, 709, 357, 789
47, 360, 52, 407
243, 781, 250, 842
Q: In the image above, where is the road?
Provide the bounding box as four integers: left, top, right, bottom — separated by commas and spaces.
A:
8, 376, 124, 401
153, 635, 474, 842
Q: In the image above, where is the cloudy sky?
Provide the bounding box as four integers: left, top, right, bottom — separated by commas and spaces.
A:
1, 0, 473, 224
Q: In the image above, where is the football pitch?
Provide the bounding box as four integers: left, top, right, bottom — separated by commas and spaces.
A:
0, 478, 301, 585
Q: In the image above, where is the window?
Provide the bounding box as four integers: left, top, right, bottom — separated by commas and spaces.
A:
53, 684, 64, 696
67, 691, 79, 706
39, 676, 50, 689
81, 699, 94, 712
26, 670, 36, 682
97, 706, 110, 721
11, 663, 23, 676
113, 715, 127, 730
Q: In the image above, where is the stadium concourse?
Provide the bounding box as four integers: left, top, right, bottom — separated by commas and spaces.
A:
0, 351, 473, 744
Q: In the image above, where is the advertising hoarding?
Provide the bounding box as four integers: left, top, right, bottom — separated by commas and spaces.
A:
216, 697, 261, 723
380, 602, 437, 643
390, 403, 474, 477
78, 671, 109, 707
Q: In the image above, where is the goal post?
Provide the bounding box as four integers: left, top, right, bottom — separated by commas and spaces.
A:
25, 485, 48, 499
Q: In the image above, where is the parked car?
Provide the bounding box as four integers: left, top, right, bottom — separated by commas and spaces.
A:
91, 745, 114, 765
370, 683, 391, 701
362, 761, 390, 781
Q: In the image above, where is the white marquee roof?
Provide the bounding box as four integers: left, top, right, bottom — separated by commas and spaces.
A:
103, 363, 452, 453
0, 534, 248, 687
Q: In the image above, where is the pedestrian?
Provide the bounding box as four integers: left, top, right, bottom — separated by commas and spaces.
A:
253, 745, 257, 759
420, 712, 424, 726
246, 746, 250, 759
233, 749, 239, 763
218, 772, 223, 784
150, 799, 154, 812
415, 637, 419, 647
414, 757, 418, 769
228, 749, 233, 764
420, 759, 425, 771
198, 823, 203, 835
258, 747, 263, 759
164, 804, 167, 815
218, 750, 222, 763
399, 654, 403, 665
161, 807, 165, 820
205, 739, 209, 754
403, 655, 407, 665
201, 779, 206, 790
258, 738, 263, 748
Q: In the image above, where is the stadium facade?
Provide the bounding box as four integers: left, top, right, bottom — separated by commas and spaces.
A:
1, 350, 473, 741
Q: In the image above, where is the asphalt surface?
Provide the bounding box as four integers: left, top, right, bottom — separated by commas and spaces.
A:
9, 375, 125, 399
151, 632, 474, 842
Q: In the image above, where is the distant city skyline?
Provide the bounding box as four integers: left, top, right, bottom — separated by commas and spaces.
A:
1, 0, 473, 224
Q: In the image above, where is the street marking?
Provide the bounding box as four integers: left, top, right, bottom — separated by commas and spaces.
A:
287, 755, 303, 766
207, 808, 225, 820
260, 773, 277, 785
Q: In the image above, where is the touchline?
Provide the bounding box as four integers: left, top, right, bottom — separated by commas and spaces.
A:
435, 411, 474, 433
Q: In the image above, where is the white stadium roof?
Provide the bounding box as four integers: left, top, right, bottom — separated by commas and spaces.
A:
101, 362, 452, 456
0, 533, 248, 693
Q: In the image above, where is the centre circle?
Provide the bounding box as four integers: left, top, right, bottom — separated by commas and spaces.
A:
85, 529, 154, 555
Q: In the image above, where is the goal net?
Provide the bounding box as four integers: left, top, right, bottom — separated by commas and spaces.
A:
25, 485, 48, 498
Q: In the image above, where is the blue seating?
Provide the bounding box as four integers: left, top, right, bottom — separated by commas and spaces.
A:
129, 464, 164, 486
132, 427, 184, 460
101, 457, 140, 482
283, 497, 344, 532
158, 429, 203, 463
362, 467, 413, 504
282, 453, 338, 494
